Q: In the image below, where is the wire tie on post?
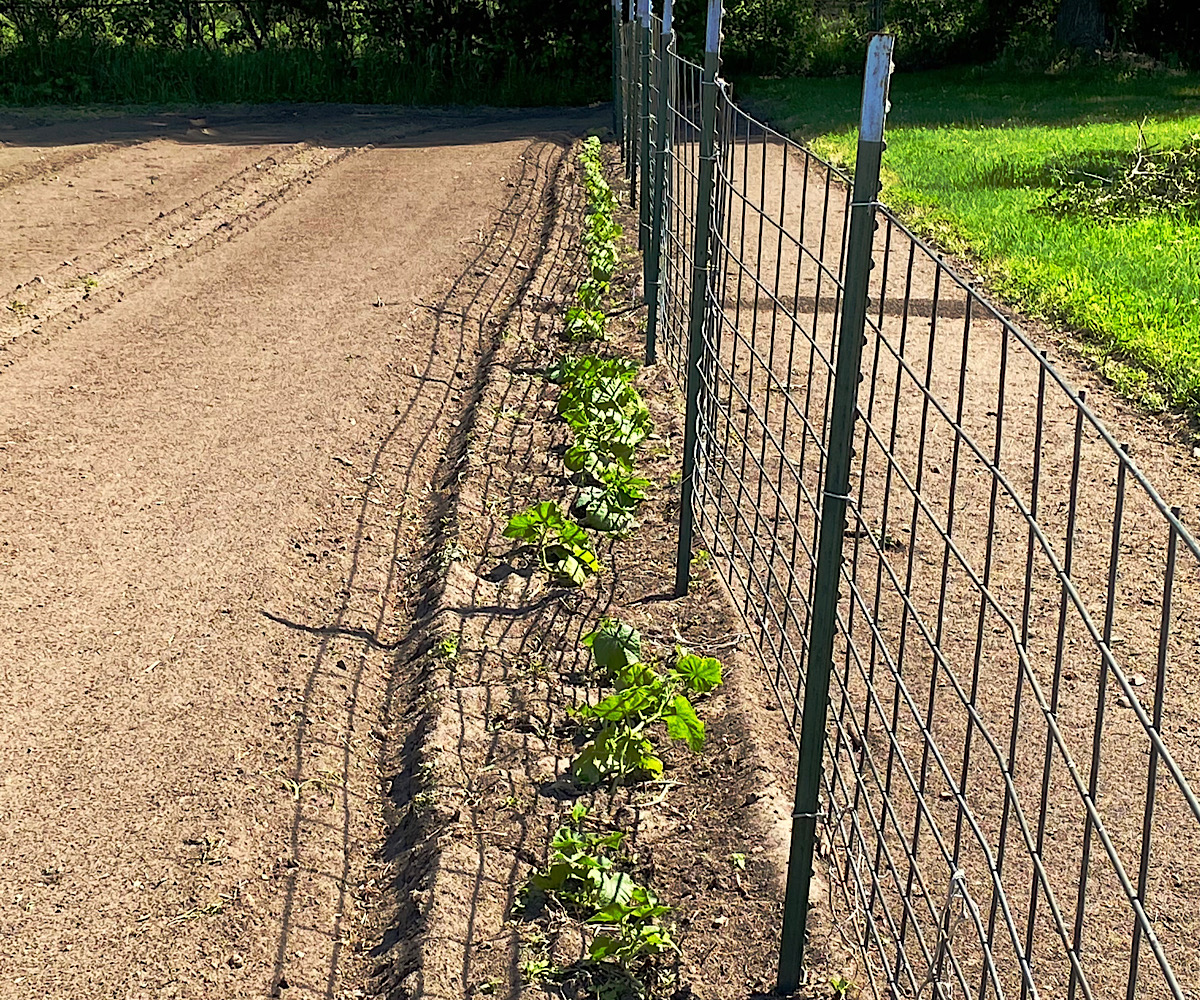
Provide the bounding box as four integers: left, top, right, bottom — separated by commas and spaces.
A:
791, 811, 823, 819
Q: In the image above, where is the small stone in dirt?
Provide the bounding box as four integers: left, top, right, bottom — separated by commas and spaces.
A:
1131, 673, 1147, 687
1193, 446, 1200, 459
1116, 694, 1132, 708
227, 953, 244, 969
712, 915, 729, 927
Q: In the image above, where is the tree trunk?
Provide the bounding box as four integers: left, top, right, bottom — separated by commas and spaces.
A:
1055, 0, 1106, 51
234, 1, 265, 50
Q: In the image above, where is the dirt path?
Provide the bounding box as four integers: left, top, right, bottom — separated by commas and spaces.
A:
666, 129, 1200, 999
0, 106, 601, 999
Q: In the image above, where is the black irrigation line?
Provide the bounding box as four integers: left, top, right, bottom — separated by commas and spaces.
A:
622, 21, 1200, 1000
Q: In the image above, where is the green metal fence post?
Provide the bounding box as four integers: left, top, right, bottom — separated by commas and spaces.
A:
612, 0, 623, 140
626, 3, 639, 199
776, 33, 894, 994
644, 0, 673, 365
673, 0, 723, 598
638, 0, 653, 251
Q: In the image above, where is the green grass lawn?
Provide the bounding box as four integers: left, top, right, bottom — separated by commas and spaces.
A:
737, 68, 1200, 417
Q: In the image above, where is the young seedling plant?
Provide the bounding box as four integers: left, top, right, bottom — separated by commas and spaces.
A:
520, 804, 677, 996
503, 500, 601, 586
567, 137, 623, 341
549, 354, 654, 534
571, 619, 723, 788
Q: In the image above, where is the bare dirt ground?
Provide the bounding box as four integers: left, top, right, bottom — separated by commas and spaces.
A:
661, 129, 1200, 999
4, 100, 1198, 1000
0, 104, 606, 999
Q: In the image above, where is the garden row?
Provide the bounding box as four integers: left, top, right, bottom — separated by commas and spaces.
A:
498, 138, 726, 997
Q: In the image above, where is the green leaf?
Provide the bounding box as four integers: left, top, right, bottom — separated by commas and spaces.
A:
587, 934, 621, 961
576, 485, 638, 533
590, 869, 642, 910
544, 546, 591, 587
571, 725, 662, 786
662, 694, 706, 752
505, 501, 599, 586
582, 619, 643, 674
613, 661, 660, 689
565, 437, 636, 476
577, 685, 659, 722
503, 500, 564, 545
673, 652, 723, 693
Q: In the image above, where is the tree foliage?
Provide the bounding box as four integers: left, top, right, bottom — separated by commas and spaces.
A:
0, 1, 611, 103
0, 0, 1195, 101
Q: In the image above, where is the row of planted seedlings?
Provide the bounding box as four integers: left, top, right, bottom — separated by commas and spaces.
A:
499, 138, 727, 998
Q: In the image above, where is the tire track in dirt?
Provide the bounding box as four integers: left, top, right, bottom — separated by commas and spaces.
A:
0, 112, 513, 371
0, 111, 601, 999
0, 139, 132, 193
0, 140, 354, 360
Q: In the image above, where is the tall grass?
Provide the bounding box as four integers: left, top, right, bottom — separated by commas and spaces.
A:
0, 39, 606, 107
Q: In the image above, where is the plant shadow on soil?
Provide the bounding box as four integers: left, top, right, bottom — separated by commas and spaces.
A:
0, 103, 615, 151
355, 138, 859, 1000
250, 129, 626, 999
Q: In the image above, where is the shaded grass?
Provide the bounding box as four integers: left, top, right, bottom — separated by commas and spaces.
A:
738, 68, 1200, 418
0, 40, 606, 108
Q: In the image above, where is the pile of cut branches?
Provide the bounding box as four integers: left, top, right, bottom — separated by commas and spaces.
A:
1043, 126, 1200, 223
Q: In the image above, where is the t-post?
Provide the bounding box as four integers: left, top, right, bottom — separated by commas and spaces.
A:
612, 0, 623, 140
776, 32, 895, 995
643, 0, 673, 365
673, 0, 723, 598
638, 0, 653, 252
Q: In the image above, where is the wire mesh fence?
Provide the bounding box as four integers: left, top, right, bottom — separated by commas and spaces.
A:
617, 5, 1200, 999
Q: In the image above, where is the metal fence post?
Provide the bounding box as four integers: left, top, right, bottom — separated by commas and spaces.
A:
673, 0, 723, 598
626, 2, 639, 198
776, 33, 894, 994
638, 0, 653, 250
612, 0, 623, 140
643, 0, 673, 365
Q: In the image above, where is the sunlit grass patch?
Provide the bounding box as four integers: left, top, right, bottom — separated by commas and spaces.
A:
738, 68, 1200, 418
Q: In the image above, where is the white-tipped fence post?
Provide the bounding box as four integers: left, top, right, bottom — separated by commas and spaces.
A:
776, 32, 895, 994
673, 0, 722, 597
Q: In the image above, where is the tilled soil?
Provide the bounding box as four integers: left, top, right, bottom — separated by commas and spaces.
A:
5, 102, 1199, 1000
0, 105, 603, 999
359, 141, 834, 1000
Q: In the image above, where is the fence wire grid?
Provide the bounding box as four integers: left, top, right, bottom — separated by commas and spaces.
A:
617, 8, 1200, 1000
